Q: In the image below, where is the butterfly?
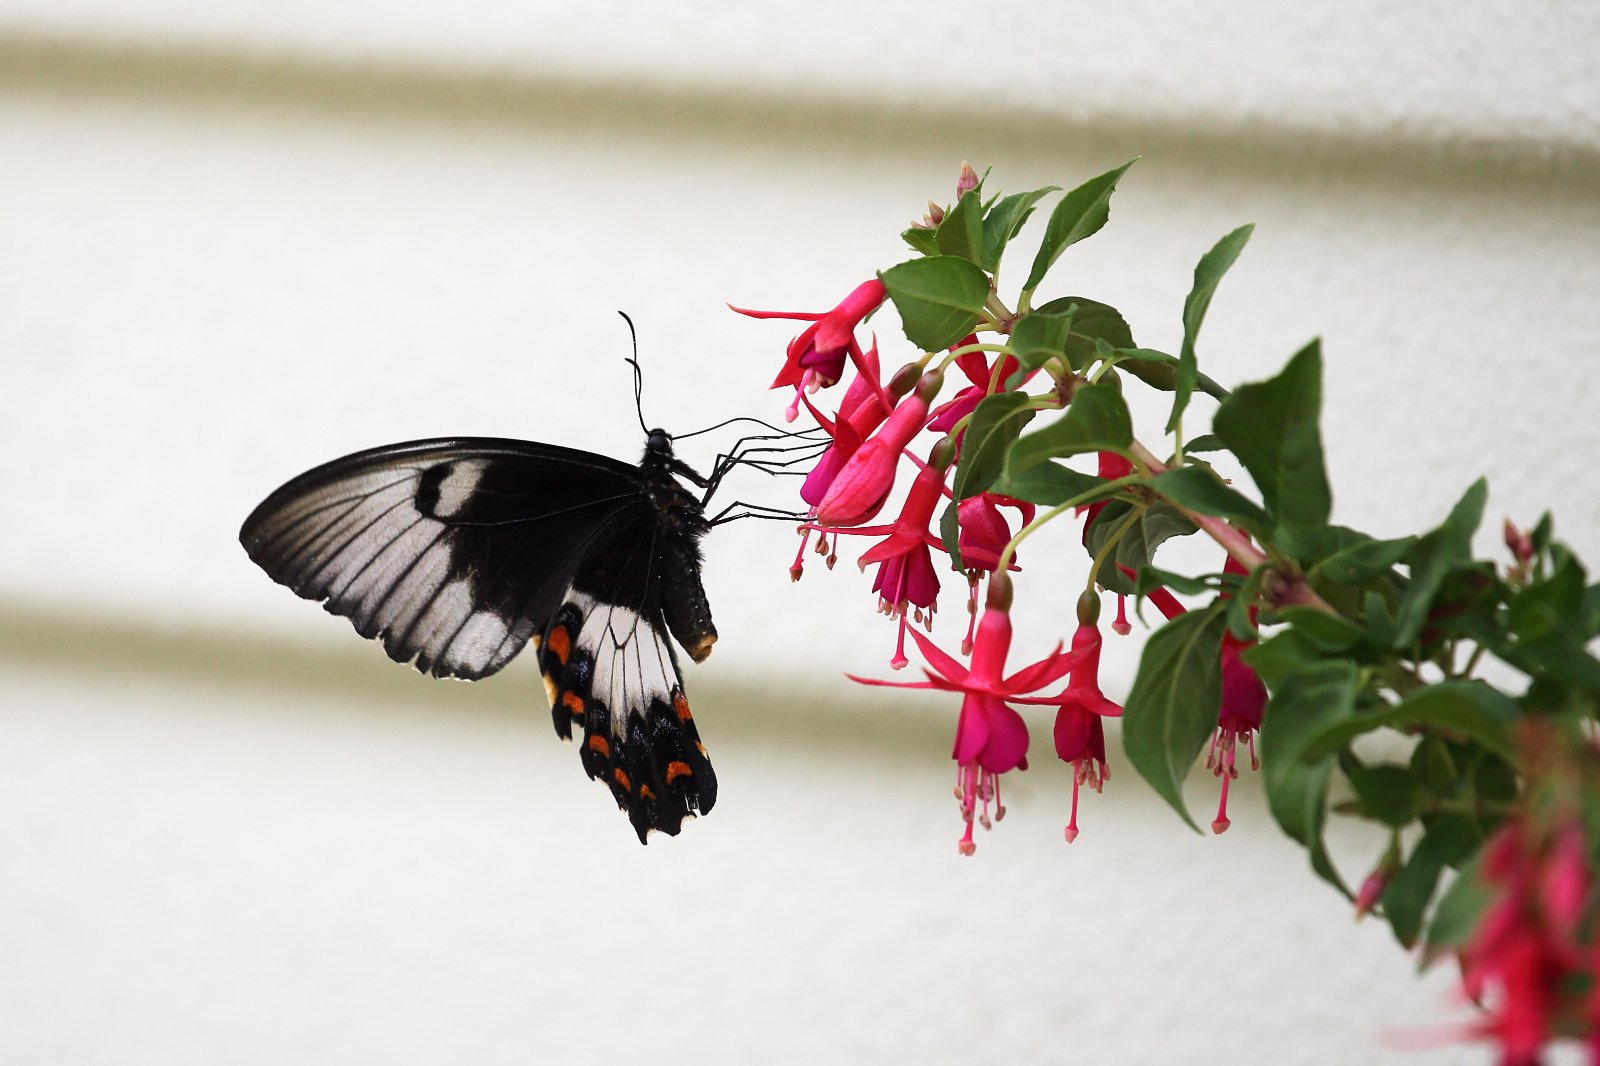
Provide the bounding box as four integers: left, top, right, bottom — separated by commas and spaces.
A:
239, 425, 727, 843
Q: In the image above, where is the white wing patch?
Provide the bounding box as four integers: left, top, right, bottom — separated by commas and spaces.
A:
565, 591, 678, 739
244, 459, 517, 677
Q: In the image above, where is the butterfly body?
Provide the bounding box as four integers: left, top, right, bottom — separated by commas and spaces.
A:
240, 429, 718, 842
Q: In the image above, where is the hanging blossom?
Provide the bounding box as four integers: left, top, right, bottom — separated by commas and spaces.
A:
815, 368, 943, 527
805, 438, 955, 668
850, 571, 1081, 855
954, 492, 1035, 653
1451, 810, 1595, 1066
730, 279, 888, 419
1050, 592, 1123, 843
1140, 553, 1267, 835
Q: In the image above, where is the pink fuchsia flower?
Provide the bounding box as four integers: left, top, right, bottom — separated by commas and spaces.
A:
815, 368, 943, 527
1139, 556, 1267, 835
954, 491, 1035, 653
850, 571, 1078, 855
1051, 593, 1123, 843
730, 278, 887, 400
806, 439, 954, 669
1453, 815, 1594, 1066
927, 341, 1025, 434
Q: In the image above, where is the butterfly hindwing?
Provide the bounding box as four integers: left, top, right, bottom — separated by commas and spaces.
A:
239, 438, 643, 681
539, 519, 718, 841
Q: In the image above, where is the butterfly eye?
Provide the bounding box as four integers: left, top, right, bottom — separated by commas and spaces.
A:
647, 428, 673, 454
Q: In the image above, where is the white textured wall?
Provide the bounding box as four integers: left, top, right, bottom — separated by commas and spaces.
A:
2, 4, 1597, 1064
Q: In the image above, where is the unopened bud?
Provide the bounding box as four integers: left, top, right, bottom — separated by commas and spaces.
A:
887, 361, 924, 399
925, 200, 945, 226
928, 434, 959, 472
913, 368, 946, 403
986, 570, 1014, 612
1504, 518, 1534, 564
1076, 589, 1101, 627
956, 161, 980, 197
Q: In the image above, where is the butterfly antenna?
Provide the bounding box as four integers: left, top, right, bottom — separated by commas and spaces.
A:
619, 311, 648, 435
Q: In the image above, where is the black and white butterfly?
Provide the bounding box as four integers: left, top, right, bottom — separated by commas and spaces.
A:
239, 413, 817, 844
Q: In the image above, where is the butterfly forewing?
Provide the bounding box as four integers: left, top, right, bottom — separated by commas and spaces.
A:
240, 438, 643, 680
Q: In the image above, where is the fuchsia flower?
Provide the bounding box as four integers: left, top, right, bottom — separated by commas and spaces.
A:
955, 491, 1035, 653
928, 342, 1024, 434
815, 369, 943, 527
850, 572, 1080, 855
1051, 595, 1123, 843
1141, 554, 1267, 834
731, 279, 888, 410
1452, 814, 1595, 1065
807, 440, 954, 668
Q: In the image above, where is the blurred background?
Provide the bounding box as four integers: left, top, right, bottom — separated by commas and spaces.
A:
2, 3, 1597, 1063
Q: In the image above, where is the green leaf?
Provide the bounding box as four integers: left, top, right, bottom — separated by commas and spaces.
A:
1421, 850, 1492, 966
1383, 815, 1481, 949
1410, 737, 1459, 796
935, 189, 984, 263
1135, 565, 1218, 596
1036, 296, 1134, 372
980, 186, 1060, 273
1341, 758, 1419, 828
900, 227, 939, 256
1082, 498, 1200, 596
1309, 532, 1415, 585
1022, 159, 1136, 296
1243, 628, 1323, 690
1121, 602, 1227, 830
1261, 661, 1362, 896
1391, 479, 1487, 648
879, 256, 990, 352
1116, 348, 1231, 401
1010, 310, 1075, 372
1276, 606, 1365, 651
1146, 466, 1270, 537
952, 392, 1034, 500
939, 498, 963, 571
1006, 384, 1132, 474
1167, 224, 1253, 433
1185, 433, 1228, 453
990, 462, 1111, 507
1299, 680, 1517, 763
1212, 339, 1332, 550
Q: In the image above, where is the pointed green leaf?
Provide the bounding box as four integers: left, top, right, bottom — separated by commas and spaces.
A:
1022, 160, 1137, 295
1117, 348, 1230, 401
879, 256, 990, 352
1006, 384, 1132, 474
1036, 296, 1135, 372
1382, 814, 1481, 949
939, 497, 963, 571
1167, 223, 1253, 432
1421, 850, 1492, 966
1261, 661, 1362, 897
900, 227, 939, 256
1212, 339, 1331, 547
952, 392, 1034, 500
1309, 532, 1415, 585
980, 186, 1060, 273
1391, 478, 1486, 647
1122, 602, 1227, 831
1010, 310, 1075, 372
990, 462, 1111, 507
935, 189, 984, 263
1146, 466, 1270, 537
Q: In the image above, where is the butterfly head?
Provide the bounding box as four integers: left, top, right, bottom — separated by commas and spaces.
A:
646, 427, 674, 457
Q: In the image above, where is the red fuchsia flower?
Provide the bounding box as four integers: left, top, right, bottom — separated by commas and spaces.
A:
954, 491, 1035, 653
1452, 814, 1595, 1066
730, 279, 888, 412
1137, 555, 1267, 835
850, 571, 1079, 856
1051, 592, 1123, 843
928, 341, 1025, 435
815, 369, 943, 527
805, 439, 954, 669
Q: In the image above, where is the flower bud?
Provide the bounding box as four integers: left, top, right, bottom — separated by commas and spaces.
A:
1076, 589, 1101, 626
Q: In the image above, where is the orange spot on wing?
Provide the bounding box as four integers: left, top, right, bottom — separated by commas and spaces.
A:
612, 768, 632, 793
547, 626, 571, 665
666, 761, 692, 785
673, 692, 692, 721
639, 784, 655, 801
562, 691, 584, 718
587, 734, 610, 758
